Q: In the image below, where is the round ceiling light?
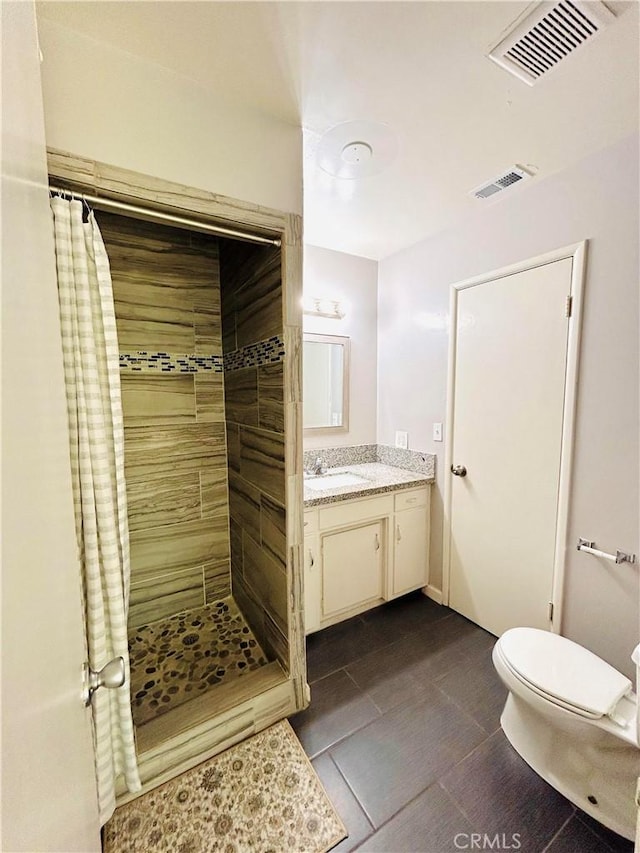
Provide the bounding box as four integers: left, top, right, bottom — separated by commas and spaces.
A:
341, 141, 373, 165
317, 121, 398, 179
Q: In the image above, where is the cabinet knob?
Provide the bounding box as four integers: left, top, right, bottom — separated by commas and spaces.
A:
374, 533, 380, 551
396, 524, 402, 542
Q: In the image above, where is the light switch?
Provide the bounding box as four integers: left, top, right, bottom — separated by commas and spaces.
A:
433, 423, 443, 442
395, 431, 408, 449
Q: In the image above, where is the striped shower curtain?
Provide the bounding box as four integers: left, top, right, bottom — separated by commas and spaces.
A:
50, 196, 141, 823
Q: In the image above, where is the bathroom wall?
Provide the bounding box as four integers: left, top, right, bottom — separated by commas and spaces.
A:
37, 17, 302, 216
303, 244, 378, 450
220, 240, 289, 669
377, 134, 639, 678
97, 212, 232, 629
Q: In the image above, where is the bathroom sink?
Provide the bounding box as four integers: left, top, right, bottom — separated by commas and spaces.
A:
304, 472, 370, 490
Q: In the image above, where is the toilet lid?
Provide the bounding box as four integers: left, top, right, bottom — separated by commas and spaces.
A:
499, 628, 632, 717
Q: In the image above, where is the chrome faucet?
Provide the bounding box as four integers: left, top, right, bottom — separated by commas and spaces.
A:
311, 456, 326, 475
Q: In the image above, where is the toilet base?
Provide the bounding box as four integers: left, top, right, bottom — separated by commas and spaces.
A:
501, 693, 637, 841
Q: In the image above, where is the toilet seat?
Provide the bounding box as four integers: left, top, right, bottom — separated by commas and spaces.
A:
497, 628, 632, 720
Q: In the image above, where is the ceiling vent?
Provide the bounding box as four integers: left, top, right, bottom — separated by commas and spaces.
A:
488, 0, 616, 86
470, 166, 532, 201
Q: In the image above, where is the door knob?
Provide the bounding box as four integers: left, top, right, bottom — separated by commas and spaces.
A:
83, 656, 125, 706
451, 464, 467, 477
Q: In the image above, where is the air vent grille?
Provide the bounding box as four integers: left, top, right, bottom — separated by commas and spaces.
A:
470, 166, 532, 201
488, 0, 615, 86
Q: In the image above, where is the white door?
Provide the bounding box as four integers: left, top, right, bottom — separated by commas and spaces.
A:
1, 4, 101, 850
447, 256, 575, 637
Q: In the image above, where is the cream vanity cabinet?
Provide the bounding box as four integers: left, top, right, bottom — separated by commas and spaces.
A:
392, 488, 430, 596
303, 486, 430, 634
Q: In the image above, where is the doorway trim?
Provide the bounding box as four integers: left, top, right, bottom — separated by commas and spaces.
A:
442, 241, 587, 634
46, 147, 306, 799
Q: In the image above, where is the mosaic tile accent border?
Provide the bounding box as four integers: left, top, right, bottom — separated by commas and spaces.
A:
303, 443, 436, 477
119, 352, 223, 373
224, 335, 285, 372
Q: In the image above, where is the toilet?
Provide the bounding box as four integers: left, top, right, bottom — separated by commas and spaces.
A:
492, 627, 639, 841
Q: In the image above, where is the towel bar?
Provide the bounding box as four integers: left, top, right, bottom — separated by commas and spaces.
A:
577, 538, 636, 565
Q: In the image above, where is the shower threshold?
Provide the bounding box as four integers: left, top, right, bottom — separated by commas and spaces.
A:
128, 596, 269, 728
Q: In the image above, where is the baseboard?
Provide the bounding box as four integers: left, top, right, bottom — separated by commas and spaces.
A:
423, 584, 443, 605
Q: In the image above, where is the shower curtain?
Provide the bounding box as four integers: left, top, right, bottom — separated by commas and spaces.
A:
50, 196, 141, 824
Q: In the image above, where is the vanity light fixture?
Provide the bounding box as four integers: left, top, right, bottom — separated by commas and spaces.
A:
303, 297, 345, 320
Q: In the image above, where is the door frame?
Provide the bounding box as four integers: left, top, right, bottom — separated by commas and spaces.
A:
46, 147, 306, 800
442, 241, 587, 634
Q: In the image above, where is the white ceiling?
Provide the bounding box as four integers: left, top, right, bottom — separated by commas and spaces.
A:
37, 1, 640, 260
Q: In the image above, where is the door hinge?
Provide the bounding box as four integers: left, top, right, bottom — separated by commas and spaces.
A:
548, 601, 554, 622
565, 296, 572, 318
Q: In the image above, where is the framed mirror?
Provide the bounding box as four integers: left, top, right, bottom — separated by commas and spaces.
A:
303, 333, 350, 433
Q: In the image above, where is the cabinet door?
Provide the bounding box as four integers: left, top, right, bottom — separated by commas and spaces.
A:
304, 534, 322, 634
393, 506, 429, 596
322, 521, 384, 619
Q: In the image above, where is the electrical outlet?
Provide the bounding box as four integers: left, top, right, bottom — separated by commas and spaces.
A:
433, 423, 443, 442
395, 431, 408, 449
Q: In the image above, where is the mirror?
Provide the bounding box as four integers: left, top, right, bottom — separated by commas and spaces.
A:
303, 333, 350, 433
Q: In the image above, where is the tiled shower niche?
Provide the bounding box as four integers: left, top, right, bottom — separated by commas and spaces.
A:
99, 211, 288, 727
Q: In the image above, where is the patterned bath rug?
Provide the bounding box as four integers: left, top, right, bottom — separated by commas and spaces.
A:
103, 720, 347, 853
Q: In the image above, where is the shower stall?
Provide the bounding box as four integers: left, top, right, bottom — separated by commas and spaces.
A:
49, 149, 306, 799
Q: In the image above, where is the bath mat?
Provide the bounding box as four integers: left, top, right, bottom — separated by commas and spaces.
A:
103, 720, 347, 853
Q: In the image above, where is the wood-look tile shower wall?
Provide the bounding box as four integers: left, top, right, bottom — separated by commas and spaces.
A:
220, 241, 289, 670
97, 212, 231, 628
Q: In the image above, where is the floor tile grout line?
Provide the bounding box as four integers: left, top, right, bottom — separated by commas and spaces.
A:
311, 691, 492, 834
311, 633, 468, 691
573, 812, 631, 852
433, 780, 482, 837
539, 809, 577, 853
349, 778, 477, 851
308, 630, 411, 683
424, 678, 489, 743
325, 752, 377, 842
308, 607, 461, 683
436, 727, 502, 795
305, 700, 382, 763
428, 666, 502, 738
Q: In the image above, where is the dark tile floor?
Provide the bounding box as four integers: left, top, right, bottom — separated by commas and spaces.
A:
291, 592, 634, 853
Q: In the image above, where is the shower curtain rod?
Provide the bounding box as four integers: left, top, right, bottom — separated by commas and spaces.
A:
48, 184, 282, 248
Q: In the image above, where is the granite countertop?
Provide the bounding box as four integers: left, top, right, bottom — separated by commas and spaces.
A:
303, 462, 433, 507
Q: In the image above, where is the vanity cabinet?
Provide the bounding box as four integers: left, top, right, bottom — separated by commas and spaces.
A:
303, 516, 321, 634
303, 486, 430, 633
392, 489, 430, 596
322, 520, 384, 620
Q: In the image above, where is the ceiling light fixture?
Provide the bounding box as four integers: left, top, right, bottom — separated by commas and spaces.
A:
317, 121, 398, 180
341, 141, 373, 165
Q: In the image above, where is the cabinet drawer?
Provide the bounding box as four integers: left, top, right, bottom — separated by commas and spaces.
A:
319, 494, 394, 530
394, 488, 428, 512
304, 510, 319, 534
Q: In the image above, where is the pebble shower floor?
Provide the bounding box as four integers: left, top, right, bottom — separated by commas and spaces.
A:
128, 598, 269, 727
